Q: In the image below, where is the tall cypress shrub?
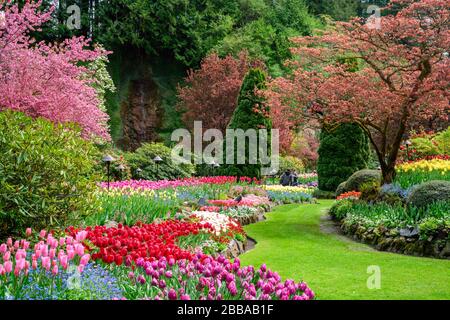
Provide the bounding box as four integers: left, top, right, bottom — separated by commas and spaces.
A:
222, 68, 271, 179
317, 123, 370, 191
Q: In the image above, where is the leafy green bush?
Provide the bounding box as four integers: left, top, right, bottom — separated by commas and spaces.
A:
344, 169, 381, 192
317, 123, 371, 192
360, 181, 380, 202
312, 189, 335, 199
329, 199, 353, 220
407, 180, 450, 209
0, 111, 100, 238
279, 155, 304, 173
125, 143, 195, 181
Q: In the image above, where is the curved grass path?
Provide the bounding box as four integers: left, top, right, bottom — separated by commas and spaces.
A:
239, 200, 450, 300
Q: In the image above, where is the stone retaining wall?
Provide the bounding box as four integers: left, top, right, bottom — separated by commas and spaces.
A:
339, 220, 450, 259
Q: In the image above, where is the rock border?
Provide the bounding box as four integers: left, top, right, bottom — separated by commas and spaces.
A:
337, 218, 450, 259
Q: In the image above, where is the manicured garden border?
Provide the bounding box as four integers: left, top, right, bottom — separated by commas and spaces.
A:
334, 217, 450, 259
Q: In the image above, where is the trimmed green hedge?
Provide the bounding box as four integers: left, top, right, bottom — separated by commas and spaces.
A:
317, 123, 370, 192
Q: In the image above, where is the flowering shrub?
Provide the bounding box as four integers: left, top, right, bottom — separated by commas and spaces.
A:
122, 254, 315, 300
0, 229, 92, 300
336, 191, 361, 201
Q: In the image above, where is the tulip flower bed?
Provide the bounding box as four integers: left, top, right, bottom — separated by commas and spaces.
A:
101, 176, 259, 191
336, 191, 361, 201
110, 254, 315, 300
0, 230, 108, 300
87, 189, 181, 226
208, 195, 270, 208
395, 158, 450, 188
68, 221, 216, 264
263, 185, 315, 204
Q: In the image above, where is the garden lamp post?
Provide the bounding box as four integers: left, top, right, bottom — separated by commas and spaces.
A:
117, 164, 125, 181
136, 168, 142, 179
102, 155, 115, 190
213, 162, 220, 176
153, 156, 163, 179
405, 140, 412, 161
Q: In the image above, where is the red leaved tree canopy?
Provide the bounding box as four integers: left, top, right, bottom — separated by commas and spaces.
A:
177, 52, 263, 135
265, 0, 449, 183
0, 0, 110, 141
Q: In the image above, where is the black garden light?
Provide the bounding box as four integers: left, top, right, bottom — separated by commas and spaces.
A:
405, 139, 412, 161
211, 161, 220, 176
136, 168, 143, 179
153, 156, 163, 178
102, 154, 115, 190
117, 164, 125, 181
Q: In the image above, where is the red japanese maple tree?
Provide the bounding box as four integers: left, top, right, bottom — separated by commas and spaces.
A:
0, 0, 110, 140
177, 52, 261, 135
266, 0, 449, 183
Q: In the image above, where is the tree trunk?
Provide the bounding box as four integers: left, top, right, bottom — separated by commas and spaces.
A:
382, 163, 396, 184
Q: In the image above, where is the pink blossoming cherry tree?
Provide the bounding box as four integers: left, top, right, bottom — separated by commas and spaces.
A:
0, 0, 111, 140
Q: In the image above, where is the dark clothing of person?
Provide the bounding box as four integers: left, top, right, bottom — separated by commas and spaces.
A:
280, 172, 293, 186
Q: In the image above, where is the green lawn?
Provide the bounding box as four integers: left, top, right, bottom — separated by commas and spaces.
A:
239, 200, 450, 300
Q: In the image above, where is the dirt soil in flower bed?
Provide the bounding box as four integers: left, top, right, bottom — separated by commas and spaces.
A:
333, 218, 450, 259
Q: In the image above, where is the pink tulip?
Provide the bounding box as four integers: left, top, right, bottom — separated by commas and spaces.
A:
23, 241, 30, 250
15, 249, 26, 260
49, 238, 58, 249
39, 230, 46, 238
4, 261, 12, 273
76, 231, 87, 242
59, 255, 68, 270
77, 265, 84, 273
3, 251, 10, 261
6, 238, 12, 247
67, 249, 75, 260
26, 228, 32, 237
52, 265, 58, 275
41, 257, 51, 271
0, 244, 7, 254
59, 238, 66, 246
66, 236, 73, 245
49, 248, 56, 259
75, 244, 84, 256
80, 254, 90, 266
32, 259, 37, 270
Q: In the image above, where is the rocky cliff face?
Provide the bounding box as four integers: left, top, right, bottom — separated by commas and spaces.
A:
119, 77, 163, 151
107, 47, 186, 151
